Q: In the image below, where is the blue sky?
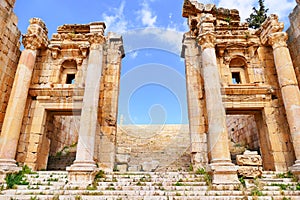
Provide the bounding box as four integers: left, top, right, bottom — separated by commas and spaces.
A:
14, 0, 296, 125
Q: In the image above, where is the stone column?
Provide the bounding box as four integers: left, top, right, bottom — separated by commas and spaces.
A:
182, 34, 208, 169
268, 32, 300, 175
198, 32, 238, 184
67, 24, 106, 186
0, 18, 48, 173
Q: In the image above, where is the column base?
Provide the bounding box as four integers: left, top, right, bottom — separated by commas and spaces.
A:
0, 159, 21, 183
208, 162, 239, 185
289, 160, 300, 180
66, 160, 99, 189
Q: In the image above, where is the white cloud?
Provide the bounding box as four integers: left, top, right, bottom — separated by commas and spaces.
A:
217, 0, 296, 25
130, 51, 139, 59
123, 28, 183, 56
136, 1, 157, 27
102, 1, 128, 33
264, 0, 296, 26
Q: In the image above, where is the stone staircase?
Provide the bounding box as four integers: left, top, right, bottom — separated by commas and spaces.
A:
0, 171, 300, 199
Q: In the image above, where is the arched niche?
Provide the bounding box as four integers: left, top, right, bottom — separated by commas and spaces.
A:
229, 56, 249, 84
59, 59, 77, 84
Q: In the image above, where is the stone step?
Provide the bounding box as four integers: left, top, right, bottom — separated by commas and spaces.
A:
96, 182, 207, 187
0, 195, 251, 200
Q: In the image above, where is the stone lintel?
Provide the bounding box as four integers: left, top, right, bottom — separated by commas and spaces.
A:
222, 85, 274, 95
29, 88, 84, 98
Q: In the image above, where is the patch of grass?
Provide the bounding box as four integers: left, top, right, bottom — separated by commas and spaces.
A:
276, 171, 294, 179
30, 196, 39, 200
105, 186, 116, 190
27, 185, 40, 190
195, 168, 211, 185
175, 192, 181, 196
86, 184, 97, 190
173, 182, 184, 186
136, 181, 146, 186
5, 166, 31, 189
188, 164, 193, 172
74, 195, 82, 200
95, 170, 106, 179
47, 178, 59, 182
296, 183, 300, 190
239, 176, 246, 187
251, 187, 263, 196
271, 183, 290, 190
195, 168, 206, 175
52, 195, 59, 200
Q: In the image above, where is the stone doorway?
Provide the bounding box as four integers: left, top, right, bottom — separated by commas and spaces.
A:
226, 110, 275, 171
45, 112, 80, 170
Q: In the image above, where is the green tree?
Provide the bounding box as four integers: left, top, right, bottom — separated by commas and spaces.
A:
246, 0, 269, 29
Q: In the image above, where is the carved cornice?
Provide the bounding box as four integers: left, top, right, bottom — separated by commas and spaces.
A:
268, 32, 288, 50
22, 18, 49, 50
88, 33, 106, 44
48, 44, 61, 59
260, 14, 284, 45
197, 32, 216, 50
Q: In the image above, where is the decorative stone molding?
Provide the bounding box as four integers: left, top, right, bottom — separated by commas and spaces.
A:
88, 33, 106, 49
197, 32, 216, 50
79, 44, 90, 58
260, 14, 284, 45
237, 151, 263, 178
268, 32, 288, 50
22, 18, 49, 50
48, 44, 61, 59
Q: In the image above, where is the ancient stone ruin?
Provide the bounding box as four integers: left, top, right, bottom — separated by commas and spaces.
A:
0, 0, 300, 188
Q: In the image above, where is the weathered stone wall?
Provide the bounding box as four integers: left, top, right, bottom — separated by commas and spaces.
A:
116, 124, 190, 172
96, 33, 124, 171
46, 115, 79, 156
0, 0, 21, 131
227, 115, 259, 151
287, 4, 300, 87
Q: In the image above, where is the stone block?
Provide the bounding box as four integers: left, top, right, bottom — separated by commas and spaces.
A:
128, 165, 141, 172
116, 154, 130, 163
238, 166, 263, 178
117, 164, 127, 172
142, 160, 160, 172
117, 147, 131, 154
236, 151, 262, 166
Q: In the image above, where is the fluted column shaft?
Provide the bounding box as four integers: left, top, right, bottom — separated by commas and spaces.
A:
72, 34, 105, 167
0, 18, 48, 171
198, 32, 231, 164
269, 32, 300, 164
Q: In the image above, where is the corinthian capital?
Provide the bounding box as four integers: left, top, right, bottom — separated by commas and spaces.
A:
22, 18, 49, 50
197, 32, 216, 50
268, 32, 288, 50
88, 33, 105, 45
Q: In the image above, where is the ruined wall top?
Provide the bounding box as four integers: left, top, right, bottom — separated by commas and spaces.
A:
4, 0, 16, 8
182, 0, 241, 26
22, 18, 49, 50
